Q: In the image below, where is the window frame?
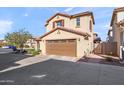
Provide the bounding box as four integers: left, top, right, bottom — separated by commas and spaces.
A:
76, 17, 80, 27
53, 19, 64, 28
56, 21, 62, 27
89, 20, 92, 32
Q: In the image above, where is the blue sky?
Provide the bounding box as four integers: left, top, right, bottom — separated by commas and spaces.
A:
0, 7, 115, 41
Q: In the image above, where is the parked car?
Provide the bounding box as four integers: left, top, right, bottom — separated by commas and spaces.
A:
8, 45, 17, 51
2, 45, 17, 51
2, 46, 9, 49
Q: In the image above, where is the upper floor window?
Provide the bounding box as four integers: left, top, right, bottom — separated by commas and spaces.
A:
57, 21, 62, 27
76, 17, 80, 27
53, 20, 64, 28
89, 20, 92, 32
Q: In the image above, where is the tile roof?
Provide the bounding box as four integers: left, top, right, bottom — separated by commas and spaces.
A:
40, 27, 91, 39
110, 7, 124, 26
46, 11, 95, 24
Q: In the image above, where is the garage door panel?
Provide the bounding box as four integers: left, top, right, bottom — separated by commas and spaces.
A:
46, 39, 76, 57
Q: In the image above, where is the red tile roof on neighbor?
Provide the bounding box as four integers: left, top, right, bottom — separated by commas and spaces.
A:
40, 27, 91, 39
34, 37, 41, 41
0, 40, 6, 44
110, 7, 124, 26
0, 40, 4, 44
46, 11, 95, 25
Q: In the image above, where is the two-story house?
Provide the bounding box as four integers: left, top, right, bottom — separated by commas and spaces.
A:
39, 11, 95, 57
108, 7, 124, 57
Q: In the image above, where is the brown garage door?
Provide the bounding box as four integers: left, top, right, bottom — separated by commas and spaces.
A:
46, 39, 76, 57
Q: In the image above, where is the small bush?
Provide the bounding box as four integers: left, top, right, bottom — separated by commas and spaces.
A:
26, 49, 40, 56
26, 49, 34, 54
37, 49, 41, 52
32, 50, 39, 56
24, 45, 29, 48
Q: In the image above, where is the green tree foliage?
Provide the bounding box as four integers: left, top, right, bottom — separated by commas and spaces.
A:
5, 28, 32, 48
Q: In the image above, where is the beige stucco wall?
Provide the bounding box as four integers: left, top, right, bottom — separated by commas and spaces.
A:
40, 29, 91, 57
70, 16, 89, 32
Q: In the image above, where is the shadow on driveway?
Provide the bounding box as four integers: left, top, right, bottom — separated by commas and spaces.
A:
0, 53, 32, 71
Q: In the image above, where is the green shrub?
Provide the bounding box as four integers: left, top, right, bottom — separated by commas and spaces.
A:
32, 50, 39, 56
24, 45, 29, 48
26, 49, 40, 56
37, 49, 41, 52
27, 49, 35, 54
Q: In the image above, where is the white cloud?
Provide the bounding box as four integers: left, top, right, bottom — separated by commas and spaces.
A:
24, 13, 29, 17
64, 7, 75, 12
45, 8, 59, 13
0, 20, 13, 35
103, 24, 110, 29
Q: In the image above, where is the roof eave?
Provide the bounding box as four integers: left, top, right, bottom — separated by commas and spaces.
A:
71, 12, 95, 24
46, 11, 95, 25
46, 13, 71, 23
110, 7, 124, 26
40, 27, 90, 39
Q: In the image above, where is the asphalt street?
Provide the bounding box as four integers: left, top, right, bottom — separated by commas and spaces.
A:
0, 48, 31, 71
0, 48, 124, 85
0, 57, 124, 85
0, 48, 13, 54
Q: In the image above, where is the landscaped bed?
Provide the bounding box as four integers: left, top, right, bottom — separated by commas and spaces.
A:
78, 54, 124, 67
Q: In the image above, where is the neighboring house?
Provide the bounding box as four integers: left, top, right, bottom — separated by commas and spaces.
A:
0, 40, 7, 46
24, 37, 41, 50
93, 33, 101, 50
24, 38, 36, 48
34, 37, 41, 51
93, 33, 98, 40
39, 11, 95, 57
108, 7, 124, 57
93, 33, 101, 43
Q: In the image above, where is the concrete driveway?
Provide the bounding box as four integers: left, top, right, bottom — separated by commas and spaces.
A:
0, 53, 124, 85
